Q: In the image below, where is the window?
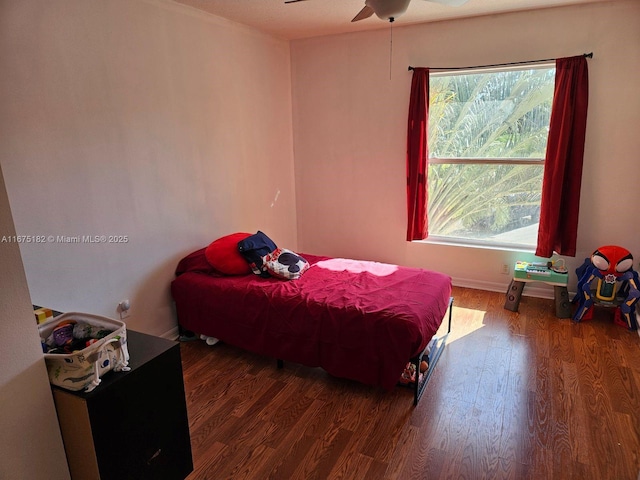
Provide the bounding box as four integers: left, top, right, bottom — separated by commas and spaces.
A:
427, 64, 556, 249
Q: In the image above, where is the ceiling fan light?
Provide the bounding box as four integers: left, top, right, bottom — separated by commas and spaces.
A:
366, 0, 411, 20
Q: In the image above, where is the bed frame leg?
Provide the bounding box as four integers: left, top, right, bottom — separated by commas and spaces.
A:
413, 296, 453, 406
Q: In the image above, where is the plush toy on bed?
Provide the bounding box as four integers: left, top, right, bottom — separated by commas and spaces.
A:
237, 230, 278, 277
262, 248, 309, 280
572, 245, 640, 330
236, 231, 309, 280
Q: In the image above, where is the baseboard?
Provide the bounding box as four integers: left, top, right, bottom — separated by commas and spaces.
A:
160, 325, 180, 341
450, 276, 573, 300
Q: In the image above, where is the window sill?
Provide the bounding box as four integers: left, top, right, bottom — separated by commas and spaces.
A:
413, 236, 536, 254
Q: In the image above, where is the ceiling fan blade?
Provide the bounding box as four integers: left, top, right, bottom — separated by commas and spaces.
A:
425, 0, 469, 6
352, 5, 375, 22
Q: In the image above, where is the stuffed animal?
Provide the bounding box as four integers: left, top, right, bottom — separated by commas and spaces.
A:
573, 245, 639, 330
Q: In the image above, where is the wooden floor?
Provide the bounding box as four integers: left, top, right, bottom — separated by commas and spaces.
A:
180, 286, 640, 480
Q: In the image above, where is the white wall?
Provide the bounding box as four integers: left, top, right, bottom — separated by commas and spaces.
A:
0, 163, 69, 479
0, 0, 298, 336
291, 0, 640, 295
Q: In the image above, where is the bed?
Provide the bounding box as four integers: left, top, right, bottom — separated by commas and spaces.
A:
171, 247, 453, 405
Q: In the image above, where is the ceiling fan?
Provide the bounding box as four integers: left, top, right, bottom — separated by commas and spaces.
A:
285, 0, 470, 23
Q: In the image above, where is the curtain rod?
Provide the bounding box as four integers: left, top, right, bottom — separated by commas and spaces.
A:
408, 52, 593, 72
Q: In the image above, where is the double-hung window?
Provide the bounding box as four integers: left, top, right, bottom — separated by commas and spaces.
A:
427, 63, 556, 249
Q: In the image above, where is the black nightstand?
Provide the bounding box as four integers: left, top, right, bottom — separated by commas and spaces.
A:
52, 330, 193, 480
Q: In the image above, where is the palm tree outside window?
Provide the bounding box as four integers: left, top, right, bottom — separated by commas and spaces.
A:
426, 64, 555, 249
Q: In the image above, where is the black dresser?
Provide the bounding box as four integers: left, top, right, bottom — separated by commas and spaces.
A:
52, 330, 193, 480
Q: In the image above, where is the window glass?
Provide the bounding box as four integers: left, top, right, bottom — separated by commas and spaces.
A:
427, 65, 555, 248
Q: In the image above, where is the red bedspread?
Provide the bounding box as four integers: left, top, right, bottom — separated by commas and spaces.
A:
171, 249, 452, 391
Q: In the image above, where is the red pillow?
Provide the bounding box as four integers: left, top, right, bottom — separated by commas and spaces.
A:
204, 233, 252, 275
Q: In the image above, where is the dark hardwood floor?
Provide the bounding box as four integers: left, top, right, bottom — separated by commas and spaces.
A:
180, 286, 640, 479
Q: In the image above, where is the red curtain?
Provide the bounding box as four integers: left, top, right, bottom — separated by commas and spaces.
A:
406, 68, 430, 241
535, 55, 589, 258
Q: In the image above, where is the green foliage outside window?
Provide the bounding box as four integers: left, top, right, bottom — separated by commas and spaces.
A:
427, 66, 555, 246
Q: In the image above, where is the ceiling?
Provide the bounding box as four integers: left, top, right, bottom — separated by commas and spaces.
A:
171, 0, 610, 40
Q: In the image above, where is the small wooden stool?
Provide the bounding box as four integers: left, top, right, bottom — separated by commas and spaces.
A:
504, 262, 571, 318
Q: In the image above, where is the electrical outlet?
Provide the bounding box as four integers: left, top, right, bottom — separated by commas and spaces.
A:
118, 299, 131, 320
501, 263, 510, 275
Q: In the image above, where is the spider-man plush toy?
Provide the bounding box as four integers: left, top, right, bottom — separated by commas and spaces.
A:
572, 245, 640, 330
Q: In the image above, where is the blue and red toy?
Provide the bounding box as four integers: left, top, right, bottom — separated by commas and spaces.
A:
572, 245, 639, 330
